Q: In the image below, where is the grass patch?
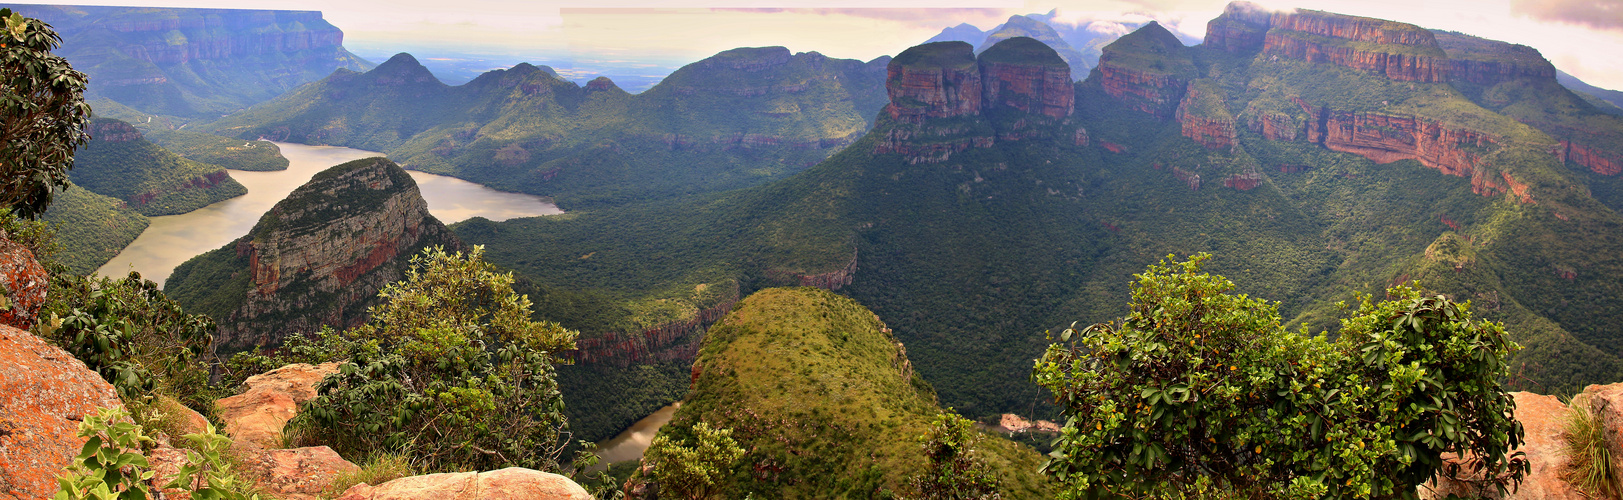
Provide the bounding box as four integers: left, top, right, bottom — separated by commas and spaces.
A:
1563, 393, 1619, 497
321, 453, 416, 499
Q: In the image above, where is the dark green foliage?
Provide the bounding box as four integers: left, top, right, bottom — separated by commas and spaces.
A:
160, 243, 251, 324
54, 407, 261, 500
1031, 255, 1527, 498
907, 412, 1003, 500
281, 246, 580, 472
40, 187, 148, 274
70, 119, 247, 216
37, 271, 221, 414
0, 8, 90, 218
643, 422, 745, 500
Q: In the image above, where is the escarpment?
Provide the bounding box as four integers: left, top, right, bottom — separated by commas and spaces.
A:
165, 157, 463, 352
1176, 80, 1237, 149
1294, 102, 1532, 202
876, 37, 1076, 163
1205, 3, 1450, 83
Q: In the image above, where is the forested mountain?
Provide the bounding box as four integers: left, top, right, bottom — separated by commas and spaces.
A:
0, 4, 373, 117
449, 3, 1623, 438
202, 48, 890, 209
71, 118, 246, 217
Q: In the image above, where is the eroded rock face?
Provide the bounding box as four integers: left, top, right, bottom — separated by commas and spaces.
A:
334, 468, 590, 500
215, 362, 341, 448
1206, 3, 1451, 83
979, 37, 1074, 120
884, 42, 982, 123
1176, 85, 1237, 150
200, 157, 462, 351
1263, 31, 1449, 83
0, 324, 123, 500
1095, 22, 1194, 120
88, 119, 143, 142
0, 232, 48, 331
1560, 140, 1623, 176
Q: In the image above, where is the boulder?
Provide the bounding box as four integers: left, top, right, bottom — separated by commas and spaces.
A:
241, 446, 360, 500
334, 468, 590, 500
0, 231, 48, 330
215, 362, 340, 448
0, 324, 124, 500
1422, 392, 1585, 499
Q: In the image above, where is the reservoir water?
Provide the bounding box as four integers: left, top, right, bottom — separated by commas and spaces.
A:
96, 142, 562, 286
593, 402, 682, 468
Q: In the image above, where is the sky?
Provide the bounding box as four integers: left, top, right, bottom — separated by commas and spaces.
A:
11, 0, 1623, 90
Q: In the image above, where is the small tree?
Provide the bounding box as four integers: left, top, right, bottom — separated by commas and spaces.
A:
1032, 254, 1526, 499
909, 411, 1002, 500
290, 245, 579, 472
0, 8, 91, 218
645, 421, 745, 500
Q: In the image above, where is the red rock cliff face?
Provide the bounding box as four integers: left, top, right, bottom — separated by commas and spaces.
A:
1298, 100, 1532, 202
884, 64, 981, 123
212, 158, 462, 351
1203, 2, 1273, 53
1558, 140, 1623, 176
106, 10, 345, 65
1176, 86, 1237, 150
1263, 31, 1448, 82
1097, 62, 1186, 119
980, 61, 1073, 119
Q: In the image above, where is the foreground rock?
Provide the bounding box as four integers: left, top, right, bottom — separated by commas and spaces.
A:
216, 362, 341, 448
0, 324, 123, 500
1424, 392, 1584, 498
335, 468, 590, 500
0, 232, 48, 330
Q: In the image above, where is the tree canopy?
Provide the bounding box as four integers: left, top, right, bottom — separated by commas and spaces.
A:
0, 8, 90, 218
1032, 254, 1527, 499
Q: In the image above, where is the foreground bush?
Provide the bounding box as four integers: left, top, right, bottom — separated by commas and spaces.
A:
283, 246, 579, 472
1032, 254, 1527, 498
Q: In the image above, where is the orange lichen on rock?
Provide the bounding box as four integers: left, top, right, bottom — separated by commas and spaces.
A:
0, 324, 124, 500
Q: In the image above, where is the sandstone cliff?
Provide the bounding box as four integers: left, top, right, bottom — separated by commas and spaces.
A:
1094, 21, 1196, 119
1296, 102, 1532, 203
165, 157, 462, 352
876, 37, 1077, 164
1204, 2, 1451, 83
1176, 79, 1238, 149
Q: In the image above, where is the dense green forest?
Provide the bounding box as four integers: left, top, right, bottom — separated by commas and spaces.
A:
39, 187, 149, 274
72, 119, 246, 216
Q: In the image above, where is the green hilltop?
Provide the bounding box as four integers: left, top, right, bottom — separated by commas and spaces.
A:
661, 287, 1051, 498
202, 48, 890, 209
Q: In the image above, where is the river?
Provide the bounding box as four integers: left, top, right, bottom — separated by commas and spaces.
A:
95, 142, 562, 286
593, 402, 682, 469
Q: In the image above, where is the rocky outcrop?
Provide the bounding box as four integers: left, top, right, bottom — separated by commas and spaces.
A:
335, 468, 590, 500
1422, 391, 1583, 498
1206, 3, 1451, 83
1204, 2, 1272, 53
1296, 102, 1533, 202
1558, 140, 1623, 176
1434, 31, 1557, 87
585, 76, 618, 92
215, 362, 341, 448
0, 324, 124, 500
1176, 83, 1237, 150
572, 283, 740, 366
177, 157, 463, 352
884, 41, 982, 123
1095, 22, 1195, 119
979, 37, 1074, 120
0, 232, 48, 330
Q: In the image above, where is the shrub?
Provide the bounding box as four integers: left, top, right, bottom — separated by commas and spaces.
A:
1031, 254, 1527, 499
288, 245, 580, 472
320, 453, 415, 498
55, 407, 259, 500
908, 411, 1002, 500
0, 8, 91, 218
644, 421, 745, 500
1562, 393, 1617, 497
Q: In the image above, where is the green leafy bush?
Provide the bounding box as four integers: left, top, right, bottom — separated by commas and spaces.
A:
1032, 254, 1527, 498
285, 245, 580, 472
55, 407, 259, 500
644, 421, 745, 500
0, 8, 90, 218
908, 411, 1002, 500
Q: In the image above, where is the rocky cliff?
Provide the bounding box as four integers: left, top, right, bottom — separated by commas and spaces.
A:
1094, 21, 1196, 119
165, 157, 462, 352
1295, 102, 1533, 202
976, 15, 1091, 81
1204, 3, 1451, 83
877, 37, 1076, 163
6, 5, 373, 116
1176, 79, 1237, 149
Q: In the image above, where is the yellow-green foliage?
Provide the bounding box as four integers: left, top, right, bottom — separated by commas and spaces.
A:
1562, 394, 1618, 497
667, 287, 1051, 499
320, 453, 415, 499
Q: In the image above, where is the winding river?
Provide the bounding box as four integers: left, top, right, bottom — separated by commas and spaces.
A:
593, 402, 682, 469
96, 142, 562, 286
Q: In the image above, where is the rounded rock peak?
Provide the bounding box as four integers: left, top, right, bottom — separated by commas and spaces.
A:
978, 36, 1068, 69
891, 41, 977, 71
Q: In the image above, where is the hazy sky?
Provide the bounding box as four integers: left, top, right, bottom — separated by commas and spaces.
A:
13, 0, 1623, 89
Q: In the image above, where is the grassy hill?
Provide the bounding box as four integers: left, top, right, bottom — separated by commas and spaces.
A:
40, 187, 149, 275
202, 49, 889, 209
659, 287, 1051, 498
72, 119, 246, 217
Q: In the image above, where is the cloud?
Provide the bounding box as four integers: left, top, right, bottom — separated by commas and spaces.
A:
1510, 0, 1623, 30
706, 7, 1015, 30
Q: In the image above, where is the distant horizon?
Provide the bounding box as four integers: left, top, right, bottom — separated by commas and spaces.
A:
7, 0, 1623, 91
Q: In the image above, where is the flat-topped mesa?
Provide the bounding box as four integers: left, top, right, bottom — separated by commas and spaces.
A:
1432, 31, 1557, 86
1204, 1, 1272, 53
884, 41, 982, 123
1095, 22, 1195, 120
166, 157, 463, 352
1176, 80, 1237, 149
979, 37, 1074, 120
